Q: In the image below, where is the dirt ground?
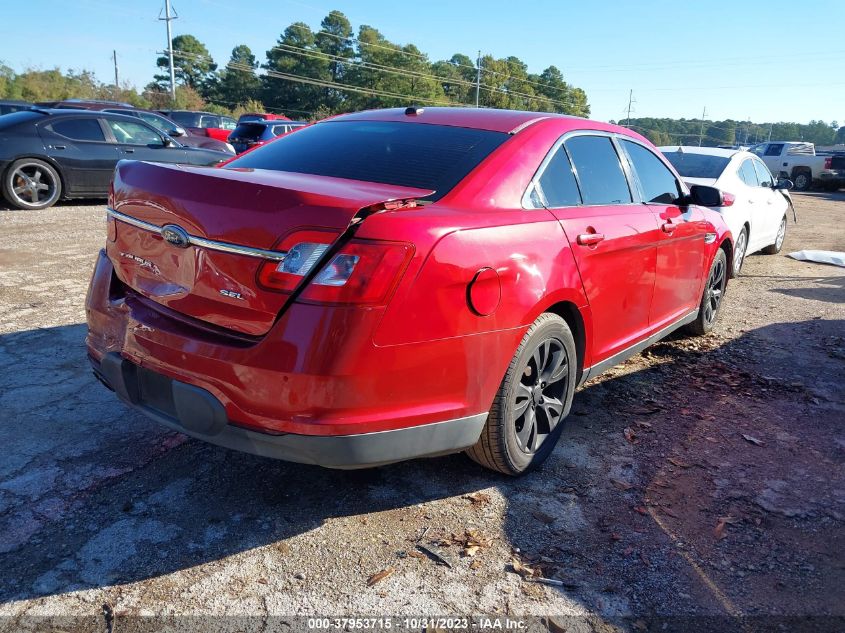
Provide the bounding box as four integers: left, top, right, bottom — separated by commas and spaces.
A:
0, 192, 843, 631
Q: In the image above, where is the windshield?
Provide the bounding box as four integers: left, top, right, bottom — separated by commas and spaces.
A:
662, 152, 730, 179
226, 120, 509, 201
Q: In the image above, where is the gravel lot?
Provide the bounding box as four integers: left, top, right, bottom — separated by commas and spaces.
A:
0, 192, 843, 630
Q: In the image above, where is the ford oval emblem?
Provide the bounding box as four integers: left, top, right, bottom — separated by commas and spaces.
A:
161, 224, 190, 248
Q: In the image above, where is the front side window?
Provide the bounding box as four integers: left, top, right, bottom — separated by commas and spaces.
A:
738, 159, 759, 186
227, 120, 509, 202
167, 112, 198, 127
764, 143, 784, 157
106, 119, 163, 146
137, 112, 173, 133
621, 140, 681, 204
220, 117, 237, 130
752, 159, 773, 187
537, 145, 581, 207
564, 135, 632, 205
198, 115, 221, 129
50, 118, 106, 142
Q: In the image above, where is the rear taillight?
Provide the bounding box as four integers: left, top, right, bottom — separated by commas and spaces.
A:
257, 231, 413, 305
721, 192, 736, 207
824, 157, 832, 169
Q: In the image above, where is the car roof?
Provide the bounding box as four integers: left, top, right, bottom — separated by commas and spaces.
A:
329, 106, 578, 134
30, 108, 158, 123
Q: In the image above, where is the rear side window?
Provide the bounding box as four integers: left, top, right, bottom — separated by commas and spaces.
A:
538, 146, 581, 207
50, 118, 106, 142
227, 120, 509, 202
752, 159, 773, 187
220, 117, 237, 130
738, 159, 759, 186
621, 140, 681, 204
198, 115, 221, 128
564, 135, 632, 205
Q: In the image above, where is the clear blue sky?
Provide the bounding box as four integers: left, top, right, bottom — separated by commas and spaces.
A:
4, 0, 843, 125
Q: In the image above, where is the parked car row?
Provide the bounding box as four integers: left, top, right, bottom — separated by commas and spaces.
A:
0, 99, 310, 208
87, 106, 738, 475
748, 140, 844, 192
0, 109, 230, 209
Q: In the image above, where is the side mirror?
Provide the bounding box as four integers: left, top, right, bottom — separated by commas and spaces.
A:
168, 127, 186, 137
685, 184, 726, 207
775, 178, 794, 190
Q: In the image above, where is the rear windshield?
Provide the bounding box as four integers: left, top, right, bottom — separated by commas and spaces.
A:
230, 122, 265, 140
226, 120, 509, 201
662, 152, 730, 179
238, 114, 263, 123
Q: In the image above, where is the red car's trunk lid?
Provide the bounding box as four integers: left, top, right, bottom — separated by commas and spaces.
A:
108, 161, 432, 336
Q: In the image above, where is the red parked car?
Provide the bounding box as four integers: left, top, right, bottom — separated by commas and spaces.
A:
86, 107, 733, 475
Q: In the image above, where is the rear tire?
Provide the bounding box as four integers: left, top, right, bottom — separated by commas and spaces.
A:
762, 216, 786, 255
2, 158, 62, 210
686, 248, 727, 336
466, 313, 577, 476
791, 170, 812, 192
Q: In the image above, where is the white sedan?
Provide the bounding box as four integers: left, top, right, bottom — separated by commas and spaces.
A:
660, 146, 793, 276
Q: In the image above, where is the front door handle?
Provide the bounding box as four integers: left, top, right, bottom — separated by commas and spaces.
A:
577, 233, 605, 246
54, 145, 66, 150
661, 221, 678, 233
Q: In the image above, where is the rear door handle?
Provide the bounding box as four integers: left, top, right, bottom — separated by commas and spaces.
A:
54, 145, 66, 150
576, 233, 605, 246
124, 148, 135, 154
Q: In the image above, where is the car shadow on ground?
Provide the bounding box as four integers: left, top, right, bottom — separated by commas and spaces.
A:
0, 198, 106, 212
0, 320, 843, 620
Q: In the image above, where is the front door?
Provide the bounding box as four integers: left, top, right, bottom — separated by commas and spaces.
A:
535, 134, 659, 364
104, 117, 182, 163
618, 139, 707, 330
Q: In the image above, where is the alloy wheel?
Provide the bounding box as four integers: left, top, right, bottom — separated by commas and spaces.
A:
733, 230, 747, 275
703, 255, 726, 326
10, 163, 58, 207
512, 337, 569, 454
775, 218, 786, 251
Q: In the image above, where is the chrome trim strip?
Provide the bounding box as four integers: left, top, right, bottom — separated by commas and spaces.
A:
577, 309, 699, 387
107, 208, 287, 262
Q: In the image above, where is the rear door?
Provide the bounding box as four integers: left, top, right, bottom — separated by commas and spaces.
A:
39, 116, 118, 194
619, 139, 707, 330
534, 133, 659, 363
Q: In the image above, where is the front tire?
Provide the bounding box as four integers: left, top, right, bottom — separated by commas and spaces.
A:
731, 226, 748, 277
686, 248, 727, 336
762, 216, 786, 255
466, 313, 577, 476
2, 158, 62, 210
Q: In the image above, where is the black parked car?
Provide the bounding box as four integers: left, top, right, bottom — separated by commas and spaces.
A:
228, 120, 307, 153
0, 100, 34, 115
38, 100, 235, 154
0, 109, 230, 210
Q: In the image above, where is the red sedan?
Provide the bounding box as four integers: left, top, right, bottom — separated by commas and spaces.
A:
86, 107, 733, 475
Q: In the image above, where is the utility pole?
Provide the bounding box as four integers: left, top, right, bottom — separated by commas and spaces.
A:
159, 0, 178, 101
625, 89, 634, 126
697, 106, 708, 146
475, 50, 481, 108
112, 50, 119, 88
767, 122, 773, 141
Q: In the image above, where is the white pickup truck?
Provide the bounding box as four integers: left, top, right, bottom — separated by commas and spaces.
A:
747, 141, 837, 191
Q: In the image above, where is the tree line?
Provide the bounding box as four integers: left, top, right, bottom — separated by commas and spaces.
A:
620, 116, 844, 148
143, 9, 590, 119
